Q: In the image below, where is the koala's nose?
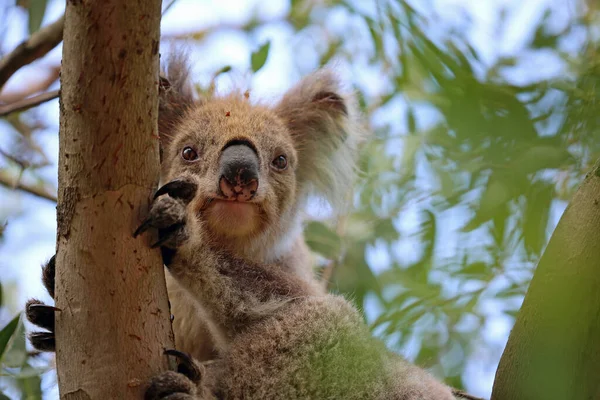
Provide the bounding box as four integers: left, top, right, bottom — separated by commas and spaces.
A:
218, 143, 259, 201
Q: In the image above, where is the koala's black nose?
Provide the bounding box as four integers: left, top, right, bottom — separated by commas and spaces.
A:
218, 142, 259, 201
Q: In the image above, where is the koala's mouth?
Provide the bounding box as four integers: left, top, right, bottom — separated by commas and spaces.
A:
210, 198, 257, 207
207, 198, 260, 216
202, 197, 263, 237
204, 196, 259, 206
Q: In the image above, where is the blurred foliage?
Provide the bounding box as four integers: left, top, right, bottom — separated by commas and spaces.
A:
0, 293, 46, 399
2, 0, 600, 398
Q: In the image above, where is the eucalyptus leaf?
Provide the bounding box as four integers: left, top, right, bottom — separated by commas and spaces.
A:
250, 41, 271, 73
2, 317, 27, 368
0, 314, 20, 360
304, 221, 342, 259
27, 0, 47, 34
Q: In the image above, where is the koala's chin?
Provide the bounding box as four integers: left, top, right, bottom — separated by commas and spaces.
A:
205, 199, 262, 237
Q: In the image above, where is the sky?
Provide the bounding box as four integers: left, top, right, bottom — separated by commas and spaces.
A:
0, 0, 581, 398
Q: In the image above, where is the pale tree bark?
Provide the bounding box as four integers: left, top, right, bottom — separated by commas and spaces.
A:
55, 1, 174, 399
491, 164, 600, 400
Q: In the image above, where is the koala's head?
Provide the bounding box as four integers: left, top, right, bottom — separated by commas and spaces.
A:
158, 54, 362, 243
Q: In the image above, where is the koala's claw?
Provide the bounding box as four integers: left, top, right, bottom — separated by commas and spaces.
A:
28, 331, 55, 353
145, 350, 205, 400
26, 301, 60, 331
165, 349, 203, 384
151, 223, 186, 249
153, 178, 198, 202
25, 300, 58, 352
134, 178, 196, 251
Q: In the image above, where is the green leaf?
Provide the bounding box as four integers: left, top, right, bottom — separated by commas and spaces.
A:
215, 65, 232, 75
400, 135, 421, 177
27, 0, 47, 34
2, 365, 47, 379
304, 221, 341, 259
2, 317, 27, 368
462, 178, 511, 232
16, 371, 43, 400
420, 210, 436, 263
365, 17, 383, 59
0, 314, 20, 360
407, 106, 416, 134
250, 41, 271, 73
458, 262, 490, 280
0, 391, 11, 400
497, 283, 525, 298
373, 219, 399, 242
523, 182, 553, 255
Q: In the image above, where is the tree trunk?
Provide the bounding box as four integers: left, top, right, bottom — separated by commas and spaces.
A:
491, 165, 600, 400
55, 1, 173, 399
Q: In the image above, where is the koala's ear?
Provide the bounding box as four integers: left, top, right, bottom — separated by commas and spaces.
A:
158, 53, 195, 157
275, 70, 364, 208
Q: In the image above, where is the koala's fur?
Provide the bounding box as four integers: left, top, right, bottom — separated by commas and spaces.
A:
156, 54, 363, 361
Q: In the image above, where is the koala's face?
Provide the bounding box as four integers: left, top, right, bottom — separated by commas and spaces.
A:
162, 97, 298, 239
158, 56, 360, 242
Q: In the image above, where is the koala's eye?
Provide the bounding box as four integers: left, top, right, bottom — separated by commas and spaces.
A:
271, 155, 288, 171
182, 146, 198, 161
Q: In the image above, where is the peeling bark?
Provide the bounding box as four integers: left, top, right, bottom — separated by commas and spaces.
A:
55, 1, 173, 398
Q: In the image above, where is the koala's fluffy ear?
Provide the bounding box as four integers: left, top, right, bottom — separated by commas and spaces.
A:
275, 70, 364, 209
158, 52, 195, 157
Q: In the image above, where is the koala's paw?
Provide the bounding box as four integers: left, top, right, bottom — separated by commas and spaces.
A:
145, 350, 205, 400
134, 178, 198, 251
25, 256, 59, 353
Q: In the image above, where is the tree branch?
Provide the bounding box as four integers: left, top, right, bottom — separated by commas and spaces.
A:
0, 65, 60, 103
0, 15, 64, 90
0, 169, 57, 202
0, 90, 59, 117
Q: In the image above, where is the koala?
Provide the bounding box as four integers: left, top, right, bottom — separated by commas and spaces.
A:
24, 56, 470, 399
24, 54, 360, 361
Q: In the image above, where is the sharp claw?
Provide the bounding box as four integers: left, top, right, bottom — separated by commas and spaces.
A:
133, 219, 152, 238
26, 300, 60, 331
154, 179, 197, 202
164, 349, 202, 383
151, 237, 169, 249
151, 223, 185, 248
28, 303, 62, 312
164, 349, 192, 362
28, 332, 56, 353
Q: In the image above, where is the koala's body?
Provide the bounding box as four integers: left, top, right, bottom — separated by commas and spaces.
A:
138, 57, 455, 399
